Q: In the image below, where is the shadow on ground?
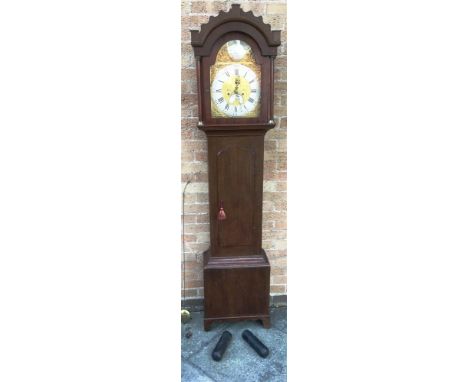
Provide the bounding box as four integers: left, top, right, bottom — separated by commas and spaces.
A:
181, 307, 286, 382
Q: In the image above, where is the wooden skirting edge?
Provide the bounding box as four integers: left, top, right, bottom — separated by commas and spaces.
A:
181, 294, 287, 312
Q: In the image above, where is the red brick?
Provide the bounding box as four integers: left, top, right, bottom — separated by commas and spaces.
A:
275, 220, 287, 229
263, 211, 286, 222
196, 213, 209, 223
270, 285, 286, 294
181, 43, 195, 68
263, 200, 275, 212
181, 117, 197, 129
185, 271, 202, 281
273, 199, 288, 213
182, 140, 207, 152
181, 161, 207, 175
262, 220, 275, 230
194, 151, 208, 161
263, 15, 285, 30
181, 172, 208, 182
209, 2, 228, 14
181, 28, 191, 42
277, 139, 287, 153
181, 68, 196, 82
276, 182, 287, 192
277, 160, 287, 172
181, 289, 198, 298
182, 252, 200, 263
181, 15, 210, 30
269, 171, 287, 181
262, 230, 286, 240
181, 129, 192, 140
181, 80, 197, 94
266, 3, 287, 15
267, 249, 287, 258
270, 257, 287, 268
274, 105, 287, 117
274, 66, 287, 80
241, 3, 266, 15
264, 140, 277, 151
185, 242, 209, 254
191, 1, 208, 14
192, 129, 206, 140
181, 1, 190, 14
182, 234, 197, 243
263, 192, 284, 202
184, 204, 209, 214
271, 266, 286, 276
184, 279, 203, 289
184, 223, 209, 234
280, 117, 287, 129
275, 81, 287, 91
181, 214, 197, 224
196, 231, 210, 243
272, 278, 287, 287
181, 150, 194, 162
265, 129, 286, 140
182, 260, 200, 271
196, 193, 209, 203
275, 56, 287, 68
182, 193, 197, 205
281, 94, 287, 106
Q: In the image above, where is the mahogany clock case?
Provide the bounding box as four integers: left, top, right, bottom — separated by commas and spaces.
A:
189, 5, 282, 331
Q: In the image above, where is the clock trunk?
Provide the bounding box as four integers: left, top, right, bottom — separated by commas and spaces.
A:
208, 134, 264, 257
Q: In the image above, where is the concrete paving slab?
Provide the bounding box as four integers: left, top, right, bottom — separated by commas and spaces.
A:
181, 311, 231, 360
182, 307, 286, 382
182, 360, 214, 382
270, 306, 287, 333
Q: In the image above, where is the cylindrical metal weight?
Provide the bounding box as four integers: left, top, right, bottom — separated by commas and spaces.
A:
211, 331, 232, 361
241, 329, 269, 358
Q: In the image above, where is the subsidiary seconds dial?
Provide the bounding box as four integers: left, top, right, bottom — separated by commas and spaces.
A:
211, 64, 260, 117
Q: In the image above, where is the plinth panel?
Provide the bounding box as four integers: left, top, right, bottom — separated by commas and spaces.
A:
203, 250, 270, 330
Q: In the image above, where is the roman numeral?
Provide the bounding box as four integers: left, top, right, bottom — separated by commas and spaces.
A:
217, 97, 224, 103
225, 71, 230, 77
215, 89, 221, 92
248, 97, 254, 103
251, 89, 257, 93
234, 106, 237, 113
235, 68, 239, 76
244, 72, 247, 78
218, 80, 224, 83
224, 104, 230, 110
249, 80, 254, 84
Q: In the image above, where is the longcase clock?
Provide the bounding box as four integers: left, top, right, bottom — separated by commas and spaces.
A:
190, 4, 281, 331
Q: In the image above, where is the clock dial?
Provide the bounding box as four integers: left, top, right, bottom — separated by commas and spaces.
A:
210, 40, 261, 118
211, 64, 260, 117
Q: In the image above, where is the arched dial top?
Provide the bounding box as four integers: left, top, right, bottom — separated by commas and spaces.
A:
210, 40, 261, 118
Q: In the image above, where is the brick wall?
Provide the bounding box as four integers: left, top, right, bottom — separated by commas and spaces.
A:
181, 0, 287, 302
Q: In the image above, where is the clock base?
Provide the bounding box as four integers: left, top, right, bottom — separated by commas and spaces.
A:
202, 249, 271, 331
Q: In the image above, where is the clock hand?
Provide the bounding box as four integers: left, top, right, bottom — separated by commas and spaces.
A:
233, 77, 240, 95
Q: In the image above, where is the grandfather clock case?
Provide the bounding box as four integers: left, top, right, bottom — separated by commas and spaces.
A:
190, 5, 281, 331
